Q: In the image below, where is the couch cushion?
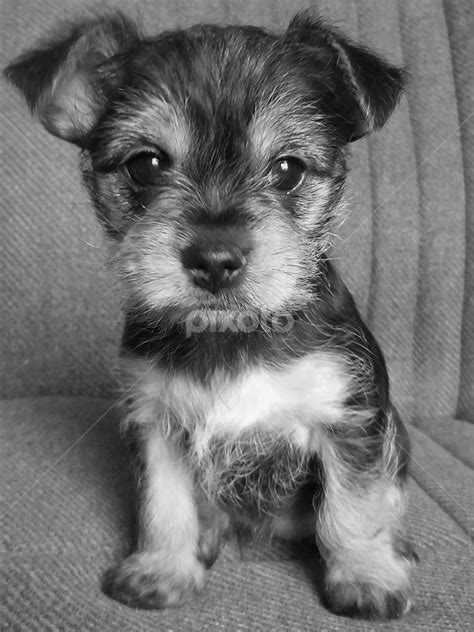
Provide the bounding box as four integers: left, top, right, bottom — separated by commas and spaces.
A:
1, 398, 473, 630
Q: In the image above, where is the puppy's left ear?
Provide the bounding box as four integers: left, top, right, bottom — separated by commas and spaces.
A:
4, 12, 139, 146
287, 12, 407, 142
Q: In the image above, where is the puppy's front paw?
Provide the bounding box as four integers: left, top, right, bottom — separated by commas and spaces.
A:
323, 577, 412, 620
103, 551, 206, 609
323, 548, 416, 621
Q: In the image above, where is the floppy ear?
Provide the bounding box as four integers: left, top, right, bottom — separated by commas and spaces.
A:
287, 12, 407, 142
4, 13, 139, 145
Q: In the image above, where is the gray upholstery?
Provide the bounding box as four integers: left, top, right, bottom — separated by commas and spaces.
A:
1, 0, 473, 630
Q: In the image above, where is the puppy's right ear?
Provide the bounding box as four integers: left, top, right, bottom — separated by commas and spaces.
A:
4, 13, 139, 145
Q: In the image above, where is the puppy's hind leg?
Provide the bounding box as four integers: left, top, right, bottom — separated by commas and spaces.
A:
316, 409, 417, 620
103, 421, 206, 609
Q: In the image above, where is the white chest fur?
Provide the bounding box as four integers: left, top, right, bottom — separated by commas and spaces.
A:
122, 352, 351, 455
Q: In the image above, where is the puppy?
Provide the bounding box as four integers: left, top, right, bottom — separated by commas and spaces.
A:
5, 10, 417, 620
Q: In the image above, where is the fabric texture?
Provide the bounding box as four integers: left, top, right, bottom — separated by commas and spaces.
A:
1, 398, 473, 631
1, 0, 473, 631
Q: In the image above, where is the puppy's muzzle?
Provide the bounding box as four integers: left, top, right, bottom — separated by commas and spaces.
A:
182, 243, 248, 294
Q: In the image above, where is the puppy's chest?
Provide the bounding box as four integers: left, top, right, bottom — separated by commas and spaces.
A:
129, 354, 348, 516
151, 353, 349, 450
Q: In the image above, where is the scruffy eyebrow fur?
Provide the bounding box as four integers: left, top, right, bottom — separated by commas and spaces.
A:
89, 92, 191, 170
249, 94, 340, 174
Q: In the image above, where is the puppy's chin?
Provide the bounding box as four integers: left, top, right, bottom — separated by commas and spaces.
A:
122, 267, 315, 328
129, 298, 259, 330
125, 286, 301, 338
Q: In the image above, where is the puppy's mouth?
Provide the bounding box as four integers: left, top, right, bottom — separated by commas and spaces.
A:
186, 286, 253, 315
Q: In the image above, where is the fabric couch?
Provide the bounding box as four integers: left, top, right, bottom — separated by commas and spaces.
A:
2, 0, 473, 630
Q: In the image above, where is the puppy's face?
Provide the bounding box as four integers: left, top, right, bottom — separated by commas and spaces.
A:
86, 28, 348, 322
5, 13, 405, 325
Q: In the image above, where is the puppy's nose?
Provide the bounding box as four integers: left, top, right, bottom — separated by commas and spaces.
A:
182, 244, 246, 293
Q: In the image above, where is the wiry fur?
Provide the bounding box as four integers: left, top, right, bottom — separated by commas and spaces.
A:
5, 9, 415, 620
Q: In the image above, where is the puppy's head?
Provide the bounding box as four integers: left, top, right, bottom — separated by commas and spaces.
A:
5, 11, 405, 327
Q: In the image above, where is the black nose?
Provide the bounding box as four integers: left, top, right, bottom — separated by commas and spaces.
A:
181, 244, 246, 293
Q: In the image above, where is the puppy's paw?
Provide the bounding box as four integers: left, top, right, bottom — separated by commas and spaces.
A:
103, 551, 206, 609
321, 533, 417, 619
323, 577, 413, 620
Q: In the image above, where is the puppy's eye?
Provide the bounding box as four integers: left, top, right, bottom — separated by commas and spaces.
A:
271, 157, 306, 192
126, 152, 167, 186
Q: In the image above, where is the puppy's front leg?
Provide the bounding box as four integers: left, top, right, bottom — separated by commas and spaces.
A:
317, 412, 417, 620
104, 422, 205, 608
